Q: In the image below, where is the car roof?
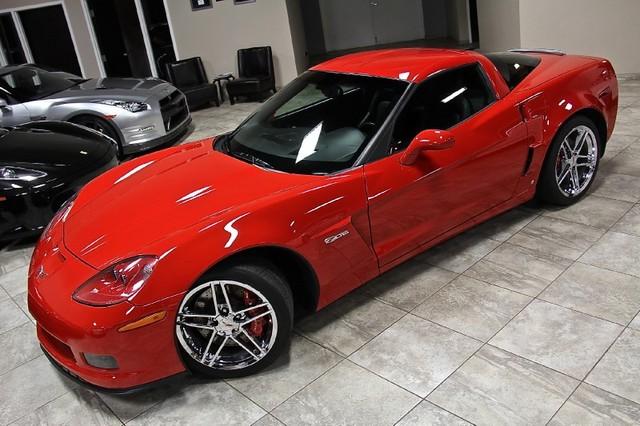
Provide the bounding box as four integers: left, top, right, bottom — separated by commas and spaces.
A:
311, 48, 484, 84
0, 64, 33, 76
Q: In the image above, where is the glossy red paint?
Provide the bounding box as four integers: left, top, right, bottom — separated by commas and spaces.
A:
28, 49, 618, 390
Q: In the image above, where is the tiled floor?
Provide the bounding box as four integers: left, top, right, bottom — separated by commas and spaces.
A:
1, 80, 640, 425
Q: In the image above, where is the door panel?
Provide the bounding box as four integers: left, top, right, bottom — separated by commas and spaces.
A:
366, 101, 528, 266
319, 0, 375, 52
371, 0, 425, 45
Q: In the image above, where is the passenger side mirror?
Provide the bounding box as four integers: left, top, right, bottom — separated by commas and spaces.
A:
0, 99, 8, 109
400, 129, 455, 166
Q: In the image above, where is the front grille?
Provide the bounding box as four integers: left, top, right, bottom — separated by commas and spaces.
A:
159, 90, 188, 132
39, 326, 75, 363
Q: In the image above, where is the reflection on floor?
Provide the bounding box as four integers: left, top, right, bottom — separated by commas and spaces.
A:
1, 80, 640, 425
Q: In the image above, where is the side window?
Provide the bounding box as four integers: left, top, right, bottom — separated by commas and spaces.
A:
391, 63, 496, 151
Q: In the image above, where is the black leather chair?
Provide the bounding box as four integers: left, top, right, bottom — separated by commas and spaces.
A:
226, 46, 276, 105
165, 57, 219, 109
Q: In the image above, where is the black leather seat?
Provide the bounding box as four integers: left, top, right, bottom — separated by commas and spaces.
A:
226, 46, 276, 105
165, 57, 219, 110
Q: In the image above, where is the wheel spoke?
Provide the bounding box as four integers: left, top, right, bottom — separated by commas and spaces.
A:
220, 282, 233, 313
558, 166, 572, 185
240, 329, 266, 356
574, 129, 587, 153
177, 321, 216, 331
241, 309, 273, 327
210, 282, 220, 316
231, 336, 260, 360
180, 313, 216, 320
201, 333, 216, 362
570, 167, 581, 190
235, 302, 269, 316
208, 336, 229, 367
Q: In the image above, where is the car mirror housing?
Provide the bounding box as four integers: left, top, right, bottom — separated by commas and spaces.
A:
0, 98, 9, 109
400, 129, 456, 166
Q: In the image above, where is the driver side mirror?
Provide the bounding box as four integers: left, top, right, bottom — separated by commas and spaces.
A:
400, 129, 455, 166
0, 99, 8, 109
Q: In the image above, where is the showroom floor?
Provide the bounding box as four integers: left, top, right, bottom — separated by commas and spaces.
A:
2, 80, 640, 425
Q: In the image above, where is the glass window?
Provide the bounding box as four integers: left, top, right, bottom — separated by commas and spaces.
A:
217, 71, 408, 175
0, 66, 77, 103
485, 52, 540, 90
391, 63, 496, 152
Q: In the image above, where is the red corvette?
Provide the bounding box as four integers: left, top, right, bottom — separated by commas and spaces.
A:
28, 48, 618, 391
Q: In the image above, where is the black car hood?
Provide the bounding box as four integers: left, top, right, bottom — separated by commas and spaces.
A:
0, 122, 115, 174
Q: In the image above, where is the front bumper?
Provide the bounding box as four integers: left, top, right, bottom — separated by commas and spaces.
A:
28, 240, 186, 390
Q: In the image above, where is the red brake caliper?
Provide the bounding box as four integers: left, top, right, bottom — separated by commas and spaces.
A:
243, 290, 266, 337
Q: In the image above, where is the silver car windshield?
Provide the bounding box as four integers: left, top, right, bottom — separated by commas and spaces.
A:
217, 71, 408, 175
0, 67, 76, 103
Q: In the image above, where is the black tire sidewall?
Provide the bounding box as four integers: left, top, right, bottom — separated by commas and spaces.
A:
537, 116, 602, 206
69, 116, 123, 157
176, 261, 293, 379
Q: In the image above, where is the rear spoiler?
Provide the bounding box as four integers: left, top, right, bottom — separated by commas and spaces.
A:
509, 48, 566, 56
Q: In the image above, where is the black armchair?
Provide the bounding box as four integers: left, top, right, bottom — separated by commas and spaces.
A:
165, 57, 219, 109
226, 46, 276, 105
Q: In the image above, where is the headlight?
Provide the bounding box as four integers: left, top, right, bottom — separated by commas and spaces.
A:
73, 256, 159, 306
97, 100, 150, 113
0, 166, 47, 182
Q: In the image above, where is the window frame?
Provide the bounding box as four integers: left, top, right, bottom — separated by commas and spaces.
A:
356, 62, 499, 165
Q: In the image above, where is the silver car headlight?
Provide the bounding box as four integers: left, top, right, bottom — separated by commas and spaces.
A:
0, 166, 47, 182
97, 100, 150, 113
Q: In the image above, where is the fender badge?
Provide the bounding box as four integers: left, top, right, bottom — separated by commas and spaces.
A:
324, 230, 350, 245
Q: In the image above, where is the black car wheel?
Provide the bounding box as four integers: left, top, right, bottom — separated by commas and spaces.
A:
70, 116, 122, 156
537, 116, 602, 206
175, 260, 293, 378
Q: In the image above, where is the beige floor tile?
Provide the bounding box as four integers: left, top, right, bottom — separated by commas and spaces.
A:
466, 243, 571, 296
349, 314, 481, 397
0, 265, 28, 298
296, 291, 405, 356
428, 345, 578, 426
413, 276, 531, 341
472, 208, 538, 242
272, 360, 420, 426
580, 231, 640, 278
227, 334, 342, 411
0, 322, 40, 375
612, 204, 640, 237
0, 298, 30, 334
549, 383, 640, 425
490, 300, 622, 379
587, 328, 640, 405
418, 231, 501, 273
592, 173, 640, 202
397, 401, 471, 426
508, 216, 605, 261
543, 195, 632, 229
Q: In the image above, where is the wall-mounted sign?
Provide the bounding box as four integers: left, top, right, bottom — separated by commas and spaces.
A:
191, 0, 213, 11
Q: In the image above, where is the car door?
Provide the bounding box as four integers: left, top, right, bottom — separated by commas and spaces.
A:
0, 95, 30, 127
364, 63, 529, 266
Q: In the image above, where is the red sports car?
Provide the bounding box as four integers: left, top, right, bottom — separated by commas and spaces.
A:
28, 48, 618, 391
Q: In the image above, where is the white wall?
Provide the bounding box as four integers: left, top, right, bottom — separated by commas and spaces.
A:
165, 0, 299, 87
519, 0, 640, 75
476, 0, 520, 52
285, 0, 308, 73
0, 0, 102, 77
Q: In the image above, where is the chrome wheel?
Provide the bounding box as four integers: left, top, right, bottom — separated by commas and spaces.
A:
176, 280, 278, 371
555, 125, 598, 197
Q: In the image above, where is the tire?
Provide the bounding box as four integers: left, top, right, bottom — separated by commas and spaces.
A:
175, 260, 293, 379
536, 116, 602, 206
69, 115, 123, 157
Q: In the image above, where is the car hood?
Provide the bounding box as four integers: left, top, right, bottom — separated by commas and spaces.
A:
63, 140, 316, 270
48, 77, 176, 102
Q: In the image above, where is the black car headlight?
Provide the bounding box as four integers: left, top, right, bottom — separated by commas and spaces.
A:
0, 166, 47, 182
97, 100, 150, 113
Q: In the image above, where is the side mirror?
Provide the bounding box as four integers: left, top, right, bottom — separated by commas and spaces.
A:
0, 99, 8, 109
400, 129, 455, 166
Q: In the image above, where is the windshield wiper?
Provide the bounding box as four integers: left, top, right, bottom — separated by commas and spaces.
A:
231, 151, 275, 170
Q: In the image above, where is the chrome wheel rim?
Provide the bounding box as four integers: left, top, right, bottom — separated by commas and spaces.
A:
555, 125, 598, 197
176, 280, 278, 370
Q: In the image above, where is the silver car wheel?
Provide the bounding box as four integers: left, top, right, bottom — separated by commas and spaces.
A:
176, 280, 278, 371
555, 125, 598, 197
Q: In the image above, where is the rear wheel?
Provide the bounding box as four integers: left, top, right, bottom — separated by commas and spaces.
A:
537, 116, 601, 206
175, 261, 293, 378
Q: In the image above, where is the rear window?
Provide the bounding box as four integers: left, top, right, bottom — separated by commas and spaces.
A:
485, 52, 541, 90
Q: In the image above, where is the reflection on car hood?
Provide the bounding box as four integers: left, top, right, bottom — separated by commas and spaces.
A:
46, 77, 177, 102
63, 140, 316, 269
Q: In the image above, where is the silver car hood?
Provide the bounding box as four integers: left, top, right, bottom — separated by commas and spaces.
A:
45, 77, 176, 102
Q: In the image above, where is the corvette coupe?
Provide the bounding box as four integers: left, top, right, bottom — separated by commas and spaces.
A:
28, 48, 618, 392
1, 121, 118, 241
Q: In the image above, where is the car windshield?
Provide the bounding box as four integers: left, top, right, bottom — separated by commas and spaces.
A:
217, 71, 408, 175
0, 67, 76, 103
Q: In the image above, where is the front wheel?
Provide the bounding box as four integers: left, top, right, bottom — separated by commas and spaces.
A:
70, 115, 122, 156
175, 261, 293, 378
537, 116, 602, 206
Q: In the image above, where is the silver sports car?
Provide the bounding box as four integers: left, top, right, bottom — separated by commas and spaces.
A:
0, 64, 191, 156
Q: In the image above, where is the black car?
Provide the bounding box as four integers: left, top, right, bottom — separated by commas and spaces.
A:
0, 121, 118, 241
